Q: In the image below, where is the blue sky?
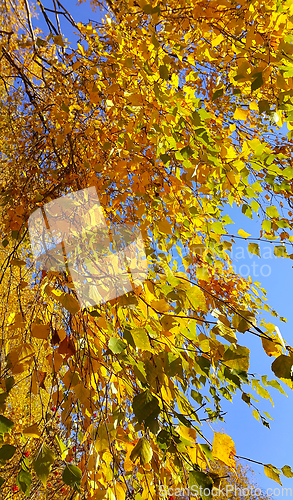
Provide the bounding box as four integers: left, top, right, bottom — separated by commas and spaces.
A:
32, 1, 293, 496
210, 200, 293, 496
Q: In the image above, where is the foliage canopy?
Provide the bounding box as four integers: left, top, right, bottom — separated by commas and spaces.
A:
1, 0, 293, 498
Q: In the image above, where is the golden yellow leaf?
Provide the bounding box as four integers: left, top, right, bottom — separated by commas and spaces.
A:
262, 336, 283, 357
212, 432, 236, 468
157, 218, 172, 235
264, 465, 282, 485
23, 423, 41, 438
177, 425, 197, 444
233, 108, 249, 120
238, 229, 251, 238
211, 33, 225, 47
188, 444, 209, 470
152, 299, 170, 313
8, 312, 25, 330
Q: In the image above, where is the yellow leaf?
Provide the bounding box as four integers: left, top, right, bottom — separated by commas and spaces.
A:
94, 490, 107, 500
23, 423, 41, 438
8, 312, 24, 330
95, 424, 110, 452
53, 35, 65, 47
212, 432, 236, 468
127, 93, 143, 106
264, 464, 282, 485
186, 286, 206, 311
152, 299, 169, 313
188, 444, 209, 470
249, 101, 259, 111
53, 292, 80, 315
233, 108, 249, 120
262, 336, 283, 357
211, 33, 225, 47
177, 425, 197, 444
10, 258, 26, 267
238, 229, 251, 238
131, 328, 152, 351
124, 442, 136, 471
245, 24, 255, 49
130, 437, 153, 465
196, 267, 209, 281
157, 218, 172, 235
77, 42, 85, 55
31, 323, 50, 340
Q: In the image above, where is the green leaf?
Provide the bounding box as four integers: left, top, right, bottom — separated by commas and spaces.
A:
132, 390, 160, 425
160, 153, 171, 164
142, 4, 153, 14
5, 376, 14, 393
199, 443, 214, 461
232, 310, 256, 333
108, 337, 127, 354
191, 110, 201, 126
61, 102, 69, 113
212, 88, 224, 101
16, 469, 32, 496
33, 445, 55, 486
248, 243, 260, 257
194, 356, 211, 377
0, 444, 16, 462
123, 328, 136, 349
130, 437, 153, 465
282, 465, 293, 478
271, 355, 293, 379
57, 293, 80, 315
258, 99, 270, 114
189, 470, 213, 500
223, 344, 250, 372
53, 35, 64, 47
251, 72, 263, 91
156, 429, 171, 451
88, 310, 101, 317
159, 65, 169, 80
62, 464, 82, 492
242, 392, 250, 405
0, 477, 5, 488
36, 37, 47, 48
0, 415, 14, 434
180, 145, 194, 159
55, 435, 68, 460
264, 464, 282, 485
